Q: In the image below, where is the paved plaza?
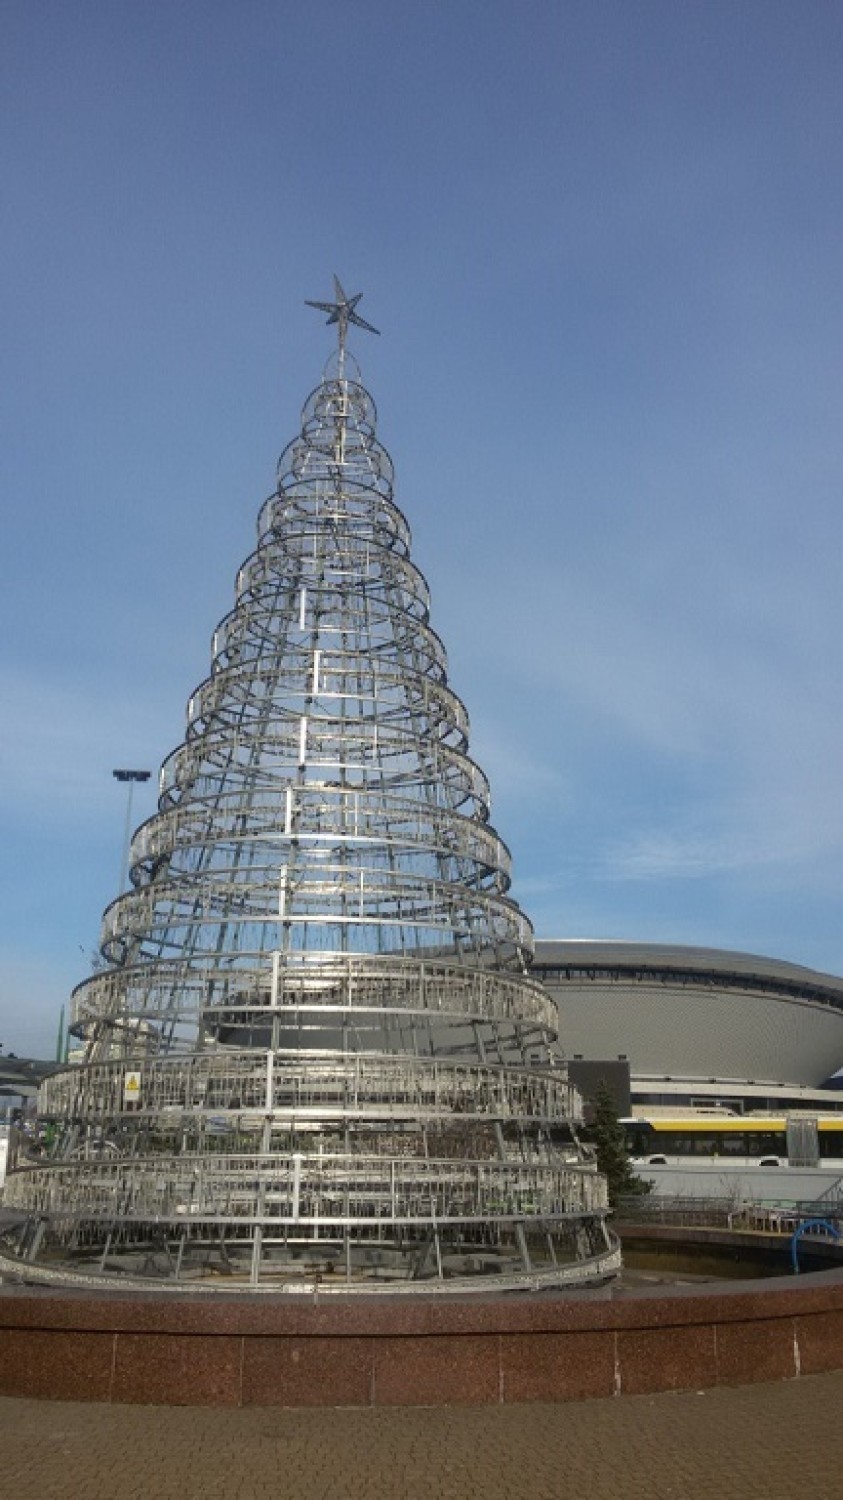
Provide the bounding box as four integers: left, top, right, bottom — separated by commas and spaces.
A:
1, 1371, 842, 1499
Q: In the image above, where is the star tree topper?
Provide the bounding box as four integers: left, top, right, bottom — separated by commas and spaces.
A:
305, 276, 380, 357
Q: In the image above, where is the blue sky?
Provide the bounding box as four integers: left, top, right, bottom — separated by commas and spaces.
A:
2, 1, 843, 1056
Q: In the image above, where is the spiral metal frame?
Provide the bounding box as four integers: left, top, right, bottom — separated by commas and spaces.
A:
4, 299, 617, 1292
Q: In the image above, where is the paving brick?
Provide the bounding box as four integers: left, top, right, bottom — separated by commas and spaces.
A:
2, 1371, 843, 1499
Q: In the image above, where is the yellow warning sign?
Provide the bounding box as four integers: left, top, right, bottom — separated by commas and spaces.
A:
123, 1070, 142, 1105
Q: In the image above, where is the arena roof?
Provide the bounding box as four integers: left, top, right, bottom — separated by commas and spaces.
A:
534, 940, 843, 1010
532, 940, 843, 1088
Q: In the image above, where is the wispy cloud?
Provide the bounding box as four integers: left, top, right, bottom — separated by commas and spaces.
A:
451, 524, 843, 901
602, 824, 777, 882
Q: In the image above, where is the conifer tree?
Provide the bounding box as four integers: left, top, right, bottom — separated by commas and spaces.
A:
589, 1080, 651, 1207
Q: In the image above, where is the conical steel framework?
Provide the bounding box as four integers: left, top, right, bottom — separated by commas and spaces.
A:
4, 286, 619, 1292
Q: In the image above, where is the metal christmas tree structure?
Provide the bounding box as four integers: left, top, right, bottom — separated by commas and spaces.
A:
3, 282, 619, 1292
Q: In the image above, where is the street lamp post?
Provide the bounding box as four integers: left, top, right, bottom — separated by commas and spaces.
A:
113, 769, 151, 892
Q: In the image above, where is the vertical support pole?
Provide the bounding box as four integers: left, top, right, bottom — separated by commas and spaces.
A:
250, 1226, 263, 1286
515, 1222, 533, 1273
292, 1151, 303, 1221
432, 1213, 443, 1280
119, 778, 135, 893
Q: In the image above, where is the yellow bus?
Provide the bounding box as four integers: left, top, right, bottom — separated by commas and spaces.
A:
622, 1115, 843, 1169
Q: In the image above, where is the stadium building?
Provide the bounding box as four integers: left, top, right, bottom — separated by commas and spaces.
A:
533, 940, 843, 1116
